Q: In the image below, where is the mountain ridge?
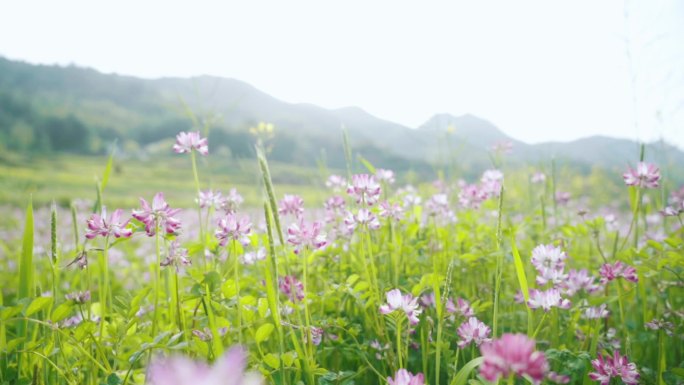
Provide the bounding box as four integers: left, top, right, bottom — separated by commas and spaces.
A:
0, 56, 682, 181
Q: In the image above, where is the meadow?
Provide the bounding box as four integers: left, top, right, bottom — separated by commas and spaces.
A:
0, 131, 682, 385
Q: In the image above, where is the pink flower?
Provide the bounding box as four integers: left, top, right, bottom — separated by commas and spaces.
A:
589, 350, 639, 385
287, 219, 327, 254
241, 247, 266, 265
599, 261, 638, 284
132, 193, 182, 236
278, 195, 304, 218
547, 372, 570, 384
527, 289, 571, 312
197, 190, 224, 210
279, 275, 304, 302
480, 169, 504, 197
325, 175, 347, 191
347, 174, 381, 206
160, 241, 191, 271
623, 162, 660, 188
457, 317, 491, 348
562, 269, 602, 296
172, 131, 208, 155
146, 346, 262, 385
344, 209, 381, 231
644, 318, 674, 336
309, 326, 324, 346
379, 201, 404, 221
531, 172, 546, 184
222, 188, 244, 213
379, 289, 422, 325
324, 195, 346, 223
85, 207, 132, 239
535, 267, 568, 287
426, 193, 451, 216
447, 297, 475, 317
555, 191, 571, 205
479, 334, 549, 384
582, 304, 610, 319
387, 369, 425, 385
215, 213, 252, 247
376, 168, 396, 184
531, 244, 567, 272
458, 184, 488, 209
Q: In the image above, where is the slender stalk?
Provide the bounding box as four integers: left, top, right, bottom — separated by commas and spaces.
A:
232, 240, 243, 344
98, 235, 110, 344
151, 223, 161, 339
395, 316, 403, 368
492, 185, 505, 337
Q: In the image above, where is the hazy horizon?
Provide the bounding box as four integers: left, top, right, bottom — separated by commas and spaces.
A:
1, 0, 682, 148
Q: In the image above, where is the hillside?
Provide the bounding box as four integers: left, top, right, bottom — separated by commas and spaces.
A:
1, 56, 682, 182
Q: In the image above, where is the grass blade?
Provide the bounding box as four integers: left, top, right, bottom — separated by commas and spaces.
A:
256, 144, 284, 245
449, 357, 483, 385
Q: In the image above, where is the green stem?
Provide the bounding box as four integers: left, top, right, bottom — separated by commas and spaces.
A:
190, 150, 205, 262
151, 223, 161, 339
98, 236, 110, 345
396, 316, 403, 369
232, 241, 243, 345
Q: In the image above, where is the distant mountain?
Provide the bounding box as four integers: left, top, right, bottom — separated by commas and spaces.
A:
0, 56, 682, 182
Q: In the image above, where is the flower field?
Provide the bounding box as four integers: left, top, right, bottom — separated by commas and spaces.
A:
0, 131, 683, 385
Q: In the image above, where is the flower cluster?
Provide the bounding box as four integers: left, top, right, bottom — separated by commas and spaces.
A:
456, 317, 491, 348
379, 289, 422, 325
479, 334, 548, 384
133, 193, 182, 236
215, 213, 252, 247
623, 162, 660, 188
287, 219, 327, 254
347, 174, 381, 206
599, 261, 638, 284
172, 131, 208, 155
85, 207, 132, 239
527, 288, 571, 312
387, 369, 424, 385
589, 350, 639, 385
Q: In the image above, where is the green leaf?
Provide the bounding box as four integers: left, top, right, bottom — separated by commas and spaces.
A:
101, 143, 116, 191
255, 323, 275, 343
511, 238, 530, 302
25, 296, 53, 316
263, 353, 280, 369
450, 357, 483, 385
106, 373, 123, 385
357, 155, 376, 174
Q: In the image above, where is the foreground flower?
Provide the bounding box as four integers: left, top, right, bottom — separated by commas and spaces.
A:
457, 317, 491, 348
85, 207, 132, 239
599, 261, 638, 284
479, 333, 549, 384
160, 241, 191, 271
589, 350, 639, 385
347, 174, 381, 205
215, 213, 252, 247
380, 289, 422, 325
562, 269, 602, 295
527, 288, 571, 312
278, 194, 304, 218
132, 193, 182, 236
344, 208, 381, 231
387, 369, 424, 385
287, 219, 327, 254
172, 131, 208, 155
623, 162, 660, 188
530, 244, 567, 272
146, 346, 262, 385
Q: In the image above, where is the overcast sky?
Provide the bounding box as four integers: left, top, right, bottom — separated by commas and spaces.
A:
1, 0, 682, 148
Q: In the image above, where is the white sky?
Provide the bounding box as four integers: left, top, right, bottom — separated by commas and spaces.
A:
1, 0, 683, 148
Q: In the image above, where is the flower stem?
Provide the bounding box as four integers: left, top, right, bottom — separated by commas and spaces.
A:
232, 240, 243, 345
190, 150, 205, 266
151, 223, 161, 339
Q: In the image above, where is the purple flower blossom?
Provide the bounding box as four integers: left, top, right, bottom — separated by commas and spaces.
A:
215, 213, 252, 247
222, 188, 244, 213
563, 269, 602, 296
376, 168, 396, 184
535, 266, 568, 287
65, 290, 91, 304
160, 241, 191, 271
379, 201, 404, 221
599, 261, 638, 284
589, 350, 639, 385
480, 169, 504, 197
279, 275, 304, 302
85, 207, 132, 239
197, 190, 224, 210
582, 304, 610, 319
325, 175, 347, 191
645, 318, 674, 336
379, 289, 422, 325
387, 369, 425, 385
547, 372, 570, 384
458, 184, 488, 209
623, 162, 660, 188
531, 172, 546, 184
287, 219, 327, 254
146, 346, 262, 385
278, 194, 304, 218
132, 193, 182, 236
172, 131, 208, 156
527, 288, 571, 312
241, 247, 266, 265
344, 209, 381, 231
447, 297, 475, 317
555, 191, 571, 205
310, 326, 324, 346
531, 244, 567, 272
457, 317, 491, 348
425, 193, 451, 216
347, 174, 381, 206
479, 333, 549, 384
